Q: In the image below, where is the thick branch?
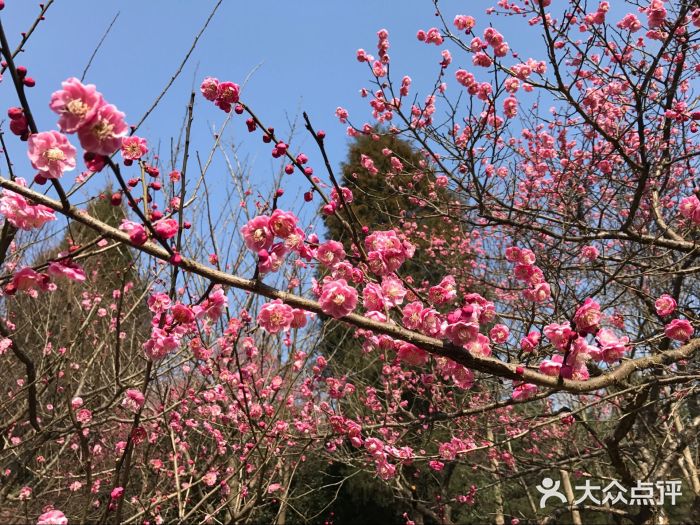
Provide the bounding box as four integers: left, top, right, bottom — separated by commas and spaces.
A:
1, 176, 698, 394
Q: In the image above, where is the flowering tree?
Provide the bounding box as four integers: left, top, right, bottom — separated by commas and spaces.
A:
0, 1, 699, 524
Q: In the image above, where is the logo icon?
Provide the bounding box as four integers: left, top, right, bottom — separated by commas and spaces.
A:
536, 477, 567, 508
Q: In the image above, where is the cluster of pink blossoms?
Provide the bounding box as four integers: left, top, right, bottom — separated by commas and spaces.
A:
200, 77, 240, 113
0, 178, 56, 230
453, 15, 476, 32
365, 229, 415, 276
240, 209, 310, 274
505, 246, 551, 303
329, 416, 414, 481
142, 287, 228, 360
48, 77, 128, 157
584, 1, 609, 26
257, 299, 308, 333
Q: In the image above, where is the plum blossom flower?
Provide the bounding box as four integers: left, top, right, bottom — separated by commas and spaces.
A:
49, 77, 103, 133
147, 293, 171, 314
428, 275, 457, 305
512, 383, 538, 401
573, 298, 602, 334
365, 283, 387, 313
122, 389, 145, 413
655, 294, 677, 317
453, 15, 476, 31
9, 268, 52, 294
27, 131, 77, 179
316, 240, 346, 268
121, 136, 148, 161
76, 408, 92, 424
241, 215, 274, 252
445, 320, 479, 346
258, 243, 288, 274
520, 331, 540, 352
200, 77, 219, 101
381, 275, 406, 307
595, 328, 629, 363
0, 178, 56, 230
18, 486, 31, 500
290, 308, 308, 329
143, 327, 181, 360
679, 195, 700, 224
47, 260, 86, 282
199, 287, 228, 321
120, 219, 148, 245
77, 103, 128, 155
581, 245, 600, 260
397, 342, 428, 366
153, 218, 179, 240
0, 338, 12, 355
544, 322, 575, 351
268, 209, 298, 238
665, 319, 693, 341
539, 355, 563, 376
36, 509, 68, 525
172, 303, 196, 324
216, 81, 240, 105
489, 324, 509, 343
464, 333, 491, 357
319, 279, 358, 318
364, 230, 414, 275
522, 282, 550, 302
258, 299, 294, 333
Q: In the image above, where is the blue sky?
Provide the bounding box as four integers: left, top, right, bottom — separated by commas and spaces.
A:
0, 0, 549, 217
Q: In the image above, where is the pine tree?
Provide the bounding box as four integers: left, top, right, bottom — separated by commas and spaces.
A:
311, 133, 470, 525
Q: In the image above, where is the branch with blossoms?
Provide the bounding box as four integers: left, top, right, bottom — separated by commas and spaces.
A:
3, 171, 699, 396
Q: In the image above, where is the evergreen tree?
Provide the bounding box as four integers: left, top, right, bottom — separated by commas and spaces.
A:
311, 133, 472, 525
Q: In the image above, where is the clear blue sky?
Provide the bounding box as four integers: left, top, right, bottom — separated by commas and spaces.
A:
0, 0, 547, 214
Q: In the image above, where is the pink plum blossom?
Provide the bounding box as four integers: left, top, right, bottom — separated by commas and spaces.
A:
47, 260, 86, 282
77, 103, 128, 155
49, 77, 103, 133
512, 383, 538, 401
655, 294, 677, 317
121, 136, 148, 161
269, 209, 298, 238
0, 178, 56, 230
665, 319, 693, 341
319, 279, 358, 318
9, 268, 51, 294
200, 77, 219, 101
316, 240, 346, 268
595, 328, 629, 363
153, 218, 179, 240
36, 510, 68, 525
258, 299, 294, 333
120, 220, 148, 245
489, 324, 509, 343
241, 216, 274, 252
27, 131, 77, 179
122, 389, 145, 413
573, 298, 602, 334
